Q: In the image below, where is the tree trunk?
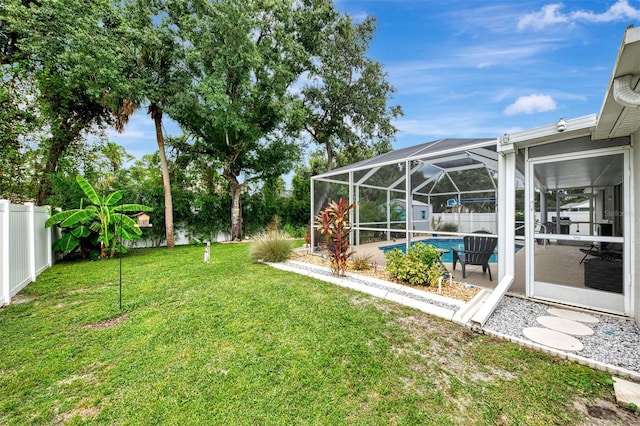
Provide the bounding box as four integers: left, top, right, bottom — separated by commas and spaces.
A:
313, 141, 335, 216
223, 172, 243, 241
35, 136, 67, 205
150, 105, 175, 249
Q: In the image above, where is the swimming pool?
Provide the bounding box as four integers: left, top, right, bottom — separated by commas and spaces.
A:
378, 238, 523, 264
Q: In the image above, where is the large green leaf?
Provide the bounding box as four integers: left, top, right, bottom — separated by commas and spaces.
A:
71, 225, 91, 238
52, 233, 79, 252
114, 215, 143, 238
128, 233, 143, 241
119, 228, 136, 240
45, 209, 95, 228
45, 210, 77, 227
114, 204, 154, 213
105, 191, 124, 206
121, 226, 143, 239
119, 214, 139, 229
76, 175, 101, 206
89, 222, 102, 233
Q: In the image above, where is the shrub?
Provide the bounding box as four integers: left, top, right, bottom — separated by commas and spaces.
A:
437, 222, 459, 232
282, 223, 307, 239
350, 254, 373, 271
385, 242, 445, 286
431, 216, 459, 233
315, 198, 356, 276
250, 230, 293, 263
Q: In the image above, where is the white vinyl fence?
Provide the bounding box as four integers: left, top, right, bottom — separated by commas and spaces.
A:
0, 200, 56, 306
437, 212, 497, 234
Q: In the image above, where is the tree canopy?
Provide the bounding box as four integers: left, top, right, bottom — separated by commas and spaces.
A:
169, 0, 328, 240
3, 0, 132, 204
301, 14, 403, 171
1, 0, 402, 241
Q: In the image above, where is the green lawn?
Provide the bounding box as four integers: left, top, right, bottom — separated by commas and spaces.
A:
0, 244, 621, 424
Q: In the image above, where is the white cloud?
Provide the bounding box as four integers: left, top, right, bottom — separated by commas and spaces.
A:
518, 0, 640, 31
572, 0, 640, 23
503, 94, 557, 116
517, 4, 569, 31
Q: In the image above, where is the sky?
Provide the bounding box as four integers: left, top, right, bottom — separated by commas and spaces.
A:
108, 0, 640, 166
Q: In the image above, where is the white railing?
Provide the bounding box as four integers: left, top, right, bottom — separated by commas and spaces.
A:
0, 200, 56, 306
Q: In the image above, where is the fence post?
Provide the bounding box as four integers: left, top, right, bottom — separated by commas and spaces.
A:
46, 206, 53, 267
1, 200, 10, 306
26, 202, 36, 282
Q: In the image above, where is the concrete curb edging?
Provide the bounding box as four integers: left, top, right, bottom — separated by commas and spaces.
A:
269, 261, 456, 321
284, 260, 465, 308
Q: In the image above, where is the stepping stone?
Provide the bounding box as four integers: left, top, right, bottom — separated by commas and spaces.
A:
523, 327, 584, 351
613, 377, 640, 409
547, 307, 599, 323
536, 316, 594, 336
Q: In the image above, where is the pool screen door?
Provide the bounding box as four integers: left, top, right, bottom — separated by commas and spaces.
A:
526, 149, 629, 315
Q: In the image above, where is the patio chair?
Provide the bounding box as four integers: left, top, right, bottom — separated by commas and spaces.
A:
579, 242, 623, 264
451, 235, 498, 281
536, 221, 555, 245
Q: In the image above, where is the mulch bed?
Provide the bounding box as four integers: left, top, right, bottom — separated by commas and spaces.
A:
290, 251, 480, 302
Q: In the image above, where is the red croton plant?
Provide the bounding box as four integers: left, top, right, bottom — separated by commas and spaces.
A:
315, 198, 356, 276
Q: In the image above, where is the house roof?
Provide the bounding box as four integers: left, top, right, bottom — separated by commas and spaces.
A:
314, 138, 497, 179
594, 26, 640, 139
390, 198, 431, 206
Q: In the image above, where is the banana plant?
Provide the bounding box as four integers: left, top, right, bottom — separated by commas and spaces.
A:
45, 175, 153, 258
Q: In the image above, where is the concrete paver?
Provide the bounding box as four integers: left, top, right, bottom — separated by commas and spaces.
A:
613, 377, 640, 409
536, 315, 595, 336
547, 307, 600, 323
522, 327, 584, 351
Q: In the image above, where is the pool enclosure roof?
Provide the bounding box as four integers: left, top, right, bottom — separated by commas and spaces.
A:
315, 138, 497, 180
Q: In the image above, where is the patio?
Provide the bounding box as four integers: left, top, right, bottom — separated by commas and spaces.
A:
349, 237, 595, 298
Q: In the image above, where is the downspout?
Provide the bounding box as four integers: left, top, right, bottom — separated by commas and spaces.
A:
613, 75, 640, 108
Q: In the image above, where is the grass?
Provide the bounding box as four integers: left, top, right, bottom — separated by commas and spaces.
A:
0, 243, 623, 424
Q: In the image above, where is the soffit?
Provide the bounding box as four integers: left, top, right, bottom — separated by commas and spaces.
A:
534, 154, 623, 190
595, 26, 640, 140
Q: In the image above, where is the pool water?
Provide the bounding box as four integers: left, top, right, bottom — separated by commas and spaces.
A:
379, 238, 523, 264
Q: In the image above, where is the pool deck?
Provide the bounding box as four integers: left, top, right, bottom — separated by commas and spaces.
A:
348, 237, 590, 296
350, 237, 506, 291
